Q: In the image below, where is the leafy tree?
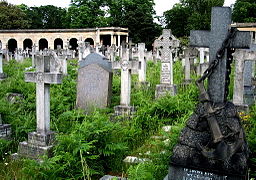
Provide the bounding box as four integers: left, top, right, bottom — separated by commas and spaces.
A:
164, 4, 190, 37
164, 0, 224, 37
21, 5, 68, 29
0, 1, 30, 29
233, 0, 256, 22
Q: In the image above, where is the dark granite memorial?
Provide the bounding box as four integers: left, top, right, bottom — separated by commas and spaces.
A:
168, 7, 250, 180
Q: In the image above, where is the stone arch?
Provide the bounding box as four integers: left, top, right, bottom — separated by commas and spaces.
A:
54, 38, 63, 49
85, 38, 94, 46
39, 38, 48, 50
69, 38, 78, 50
23, 38, 33, 50
8, 38, 17, 53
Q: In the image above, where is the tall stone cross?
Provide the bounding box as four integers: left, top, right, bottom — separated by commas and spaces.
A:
25, 54, 63, 134
112, 48, 138, 107
155, 29, 180, 85
190, 7, 251, 103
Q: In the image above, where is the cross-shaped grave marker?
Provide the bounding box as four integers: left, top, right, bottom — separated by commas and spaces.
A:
18, 54, 63, 159
154, 29, 180, 98
112, 48, 139, 116
190, 7, 251, 103
169, 7, 251, 179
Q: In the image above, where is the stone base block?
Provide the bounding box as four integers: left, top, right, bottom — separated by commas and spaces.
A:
155, 84, 177, 98
114, 105, 135, 116
17, 131, 55, 159
168, 165, 246, 180
18, 141, 54, 159
28, 131, 55, 147
0, 124, 11, 138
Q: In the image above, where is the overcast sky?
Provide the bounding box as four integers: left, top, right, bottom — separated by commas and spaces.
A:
7, 0, 236, 16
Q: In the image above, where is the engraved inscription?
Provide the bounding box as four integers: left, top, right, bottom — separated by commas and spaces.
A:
161, 63, 171, 84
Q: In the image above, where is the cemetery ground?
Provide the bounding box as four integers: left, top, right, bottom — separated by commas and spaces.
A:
0, 58, 254, 179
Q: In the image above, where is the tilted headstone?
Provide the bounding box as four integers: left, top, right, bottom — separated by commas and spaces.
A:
76, 53, 112, 112
112, 49, 139, 116
17, 53, 63, 159
233, 46, 256, 110
154, 29, 180, 98
169, 7, 250, 179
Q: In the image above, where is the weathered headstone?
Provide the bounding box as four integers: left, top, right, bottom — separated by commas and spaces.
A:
243, 60, 255, 105
183, 47, 198, 84
76, 53, 112, 112
138, 43, 147, 84
17, 54, 63, 159
31, 44, 37, 67
169, 7, 250, 179
233, 47, 256, 110
154, 29, 180, 98
112, 49, 139, 116
109, 44, 116, 62
78, 39, 85, 62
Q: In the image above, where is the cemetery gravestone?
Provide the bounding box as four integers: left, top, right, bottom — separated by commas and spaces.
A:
183, 47, 198, 83
112, 49, 139, 116
83, 42, 91, 58
243, 60, 255, 105
0, 114, 11, 139
31, 44, 36, 67
138, 43, 147, 84
155, 29, 180, 98
76, 53, 112, 112
169, 7, 250, 180
78, 39, 85, 62
17, 54, 63, 159
233, 47, 256, 110
0, 42, 6, 80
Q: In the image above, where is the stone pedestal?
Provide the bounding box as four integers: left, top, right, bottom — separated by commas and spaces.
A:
155, 84, 177, 98
168, 166, 246, 180
0, 124, 11, 138
114, 105, 135, 116
18, 131, 55, 159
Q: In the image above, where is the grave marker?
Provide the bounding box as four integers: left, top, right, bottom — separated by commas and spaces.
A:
169, 7, 251, 179
0, 42, 6, 80
112, 49, 139, 116
138, 43, 147, 83
17, 54, 63, 159
154, 29, 180, 98
76, 53, 113, 112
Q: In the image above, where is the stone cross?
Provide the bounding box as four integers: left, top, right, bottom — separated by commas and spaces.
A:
138, 43, 146, 82
198, 48, 205, 64
25, 54, 63, 133
112, 49, 138, 107
190, 7, 251, 103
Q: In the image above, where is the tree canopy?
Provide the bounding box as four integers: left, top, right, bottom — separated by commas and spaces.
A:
0, 1, 30, 29
232, 0, 256, 22
164, 0, 224, 37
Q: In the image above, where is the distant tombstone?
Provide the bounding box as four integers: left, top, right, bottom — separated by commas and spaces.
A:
76, 53, 112, 112
233, 47, 256, 110
109, 44, 116, 62
83, 42, 91, 58
138, 43, 147, 83
0, 42, 6, 80
31, 44, 37, 67
112, 49, 139, 116
16, 48, 24, 62
154, 29, 180, 98
169, 7, 250, 179
78, 39, 85, 61
183, 47, 198, 84
17, 53, 63, 159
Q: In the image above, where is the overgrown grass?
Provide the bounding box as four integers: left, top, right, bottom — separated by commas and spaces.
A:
0, 58, 254, 179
